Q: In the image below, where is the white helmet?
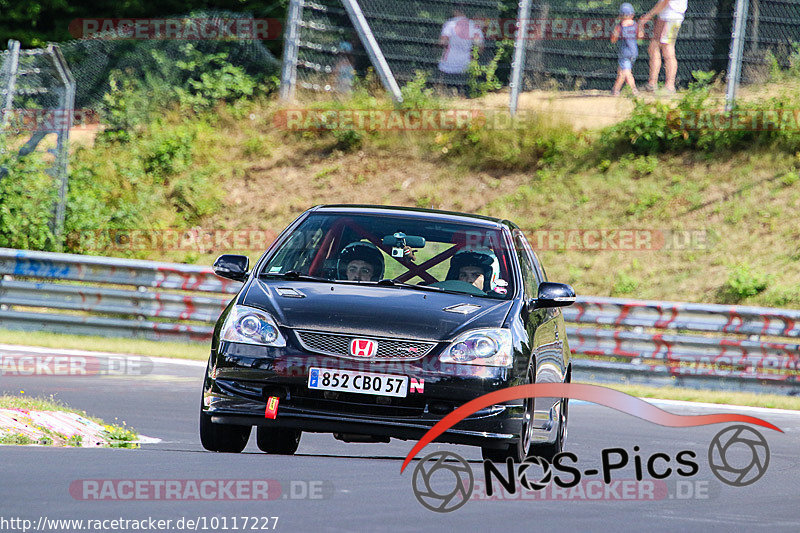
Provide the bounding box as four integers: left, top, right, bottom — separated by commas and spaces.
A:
446, 247, 502, 292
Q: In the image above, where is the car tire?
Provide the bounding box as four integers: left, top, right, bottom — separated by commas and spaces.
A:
199, 411, 251, 453
527, 396, 568, 461
481, 369, 536, 463
256, 426, 301, 455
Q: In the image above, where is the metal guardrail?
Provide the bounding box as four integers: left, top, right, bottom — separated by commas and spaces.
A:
564, 297, 800, 391
0, 248, 798, 391
0, 248, 239, 343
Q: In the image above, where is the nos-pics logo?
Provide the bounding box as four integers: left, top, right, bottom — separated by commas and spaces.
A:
411, 424, 770, 513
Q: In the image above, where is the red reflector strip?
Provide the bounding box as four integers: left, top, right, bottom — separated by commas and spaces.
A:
265, 396, 280, 419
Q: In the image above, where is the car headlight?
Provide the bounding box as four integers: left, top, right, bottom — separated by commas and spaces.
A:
220, 305, 286, 347
439, 328, 512, 367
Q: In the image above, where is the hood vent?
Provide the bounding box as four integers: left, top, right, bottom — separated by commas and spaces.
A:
442, 303, 481, 315
275, 287, 305, 298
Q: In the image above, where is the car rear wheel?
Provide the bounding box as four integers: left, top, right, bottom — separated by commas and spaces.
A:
199, 411, 251, 453
256, 426, 301, 455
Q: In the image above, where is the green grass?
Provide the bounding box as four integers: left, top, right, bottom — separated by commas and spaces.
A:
583, 382, 800, 410
0, 394, 140, 447
0, 394, 102, 421
0, 329, 209, 360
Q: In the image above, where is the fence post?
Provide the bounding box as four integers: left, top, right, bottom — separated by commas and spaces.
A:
280, 0, 303, 100
1, 40, 20, 130
340, 0, 403, 103
725, 0, 750, 111
47, 44, 75, 251
509, 0, 533, 115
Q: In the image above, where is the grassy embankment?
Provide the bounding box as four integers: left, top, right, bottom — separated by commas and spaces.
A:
62, 76, 800, 308
3, 71, 800, 408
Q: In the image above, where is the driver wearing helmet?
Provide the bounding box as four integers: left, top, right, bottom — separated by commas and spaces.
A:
446, 249, 501, 292
337, 241, 385, 282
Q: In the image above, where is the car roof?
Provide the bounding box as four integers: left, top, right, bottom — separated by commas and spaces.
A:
310, 204, 513, 229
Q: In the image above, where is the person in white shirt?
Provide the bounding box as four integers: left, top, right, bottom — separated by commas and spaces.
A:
438, 5, 484, 80
639, 0, 688, 93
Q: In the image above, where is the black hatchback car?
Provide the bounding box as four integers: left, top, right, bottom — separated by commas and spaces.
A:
201, 205, 575, 461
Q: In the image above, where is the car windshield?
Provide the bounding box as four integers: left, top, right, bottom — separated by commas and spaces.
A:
261, 213, 515, 299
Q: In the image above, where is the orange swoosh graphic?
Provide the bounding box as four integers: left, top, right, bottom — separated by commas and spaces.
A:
401, 383, 782, 473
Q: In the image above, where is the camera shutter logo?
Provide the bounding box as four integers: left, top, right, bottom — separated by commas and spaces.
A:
708, 425, 770, 487
518, 455, 553, 491
411, 451, 474, 513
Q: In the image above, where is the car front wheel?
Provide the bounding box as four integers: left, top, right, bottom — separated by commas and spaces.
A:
481, 369, 536, 463
199, 411, 251, 453
256, 426, 301, 455
528, 396, 568, 461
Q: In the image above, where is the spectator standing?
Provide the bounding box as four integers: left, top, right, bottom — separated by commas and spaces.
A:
332, 41, 355, 94
438, 5, 484, 88
611, 3, 639, 96
639, 0, 688, 93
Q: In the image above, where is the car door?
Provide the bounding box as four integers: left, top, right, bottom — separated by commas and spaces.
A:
513, 230, 565, 433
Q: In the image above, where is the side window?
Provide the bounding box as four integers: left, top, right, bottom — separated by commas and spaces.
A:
513, 232, 536, 297
517, 231, 546, 285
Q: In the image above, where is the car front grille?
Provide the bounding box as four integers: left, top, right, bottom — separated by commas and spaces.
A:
295, 330, 437, 360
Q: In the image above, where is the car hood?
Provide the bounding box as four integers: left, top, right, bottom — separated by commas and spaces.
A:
242, 279, 513, 341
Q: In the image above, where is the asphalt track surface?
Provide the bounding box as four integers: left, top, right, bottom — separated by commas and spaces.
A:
1, 345, 799, 532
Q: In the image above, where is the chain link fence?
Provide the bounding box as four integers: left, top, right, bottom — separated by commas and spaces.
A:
58, 10, 280, 109
0, 41, 74, 244
283, 0, 800, 108
741, 0, 800, 83
294, 0, 514, 96
518, 1, 735, 91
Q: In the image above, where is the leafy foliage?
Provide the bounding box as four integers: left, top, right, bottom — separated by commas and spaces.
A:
0, 143, 57, 250
172, 45, 258, 111
602, 71, 800, 155
718, 264, 770, 303
467, 41, 511, 99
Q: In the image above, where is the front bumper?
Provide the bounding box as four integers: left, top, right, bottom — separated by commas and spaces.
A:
202, 341, 526, 448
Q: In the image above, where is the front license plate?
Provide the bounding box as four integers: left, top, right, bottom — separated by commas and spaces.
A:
308, 367, 408, 398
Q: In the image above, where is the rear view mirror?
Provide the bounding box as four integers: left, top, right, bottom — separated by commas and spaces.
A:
382, 232, 425, 249
533, 282, 576, 309
213, 254, 250, 282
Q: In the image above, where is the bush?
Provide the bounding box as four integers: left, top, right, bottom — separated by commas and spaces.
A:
467, 41, 511, 99
718, 264, 769, 303
601, 71, 800, 155
0, 146, 57, 250
171, 44, 258, 111
99, 44, 266, 140
141, 127, 196, 179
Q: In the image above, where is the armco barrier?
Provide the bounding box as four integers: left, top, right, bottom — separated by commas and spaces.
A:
0, 248, 240, 343
1, 248, 798, 391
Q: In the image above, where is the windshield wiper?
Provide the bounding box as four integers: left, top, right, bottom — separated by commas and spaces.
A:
261, 270, 333, 282
376, 279, 465, 295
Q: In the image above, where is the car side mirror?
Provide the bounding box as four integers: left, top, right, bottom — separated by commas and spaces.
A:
213, 254, 250, 282
531, 282, 576, 309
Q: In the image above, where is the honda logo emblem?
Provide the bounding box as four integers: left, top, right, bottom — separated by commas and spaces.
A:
350, 339, 377, 357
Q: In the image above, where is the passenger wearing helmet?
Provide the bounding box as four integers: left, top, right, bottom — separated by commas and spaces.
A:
446, 249, 499, 293
337, 241, 385, 282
